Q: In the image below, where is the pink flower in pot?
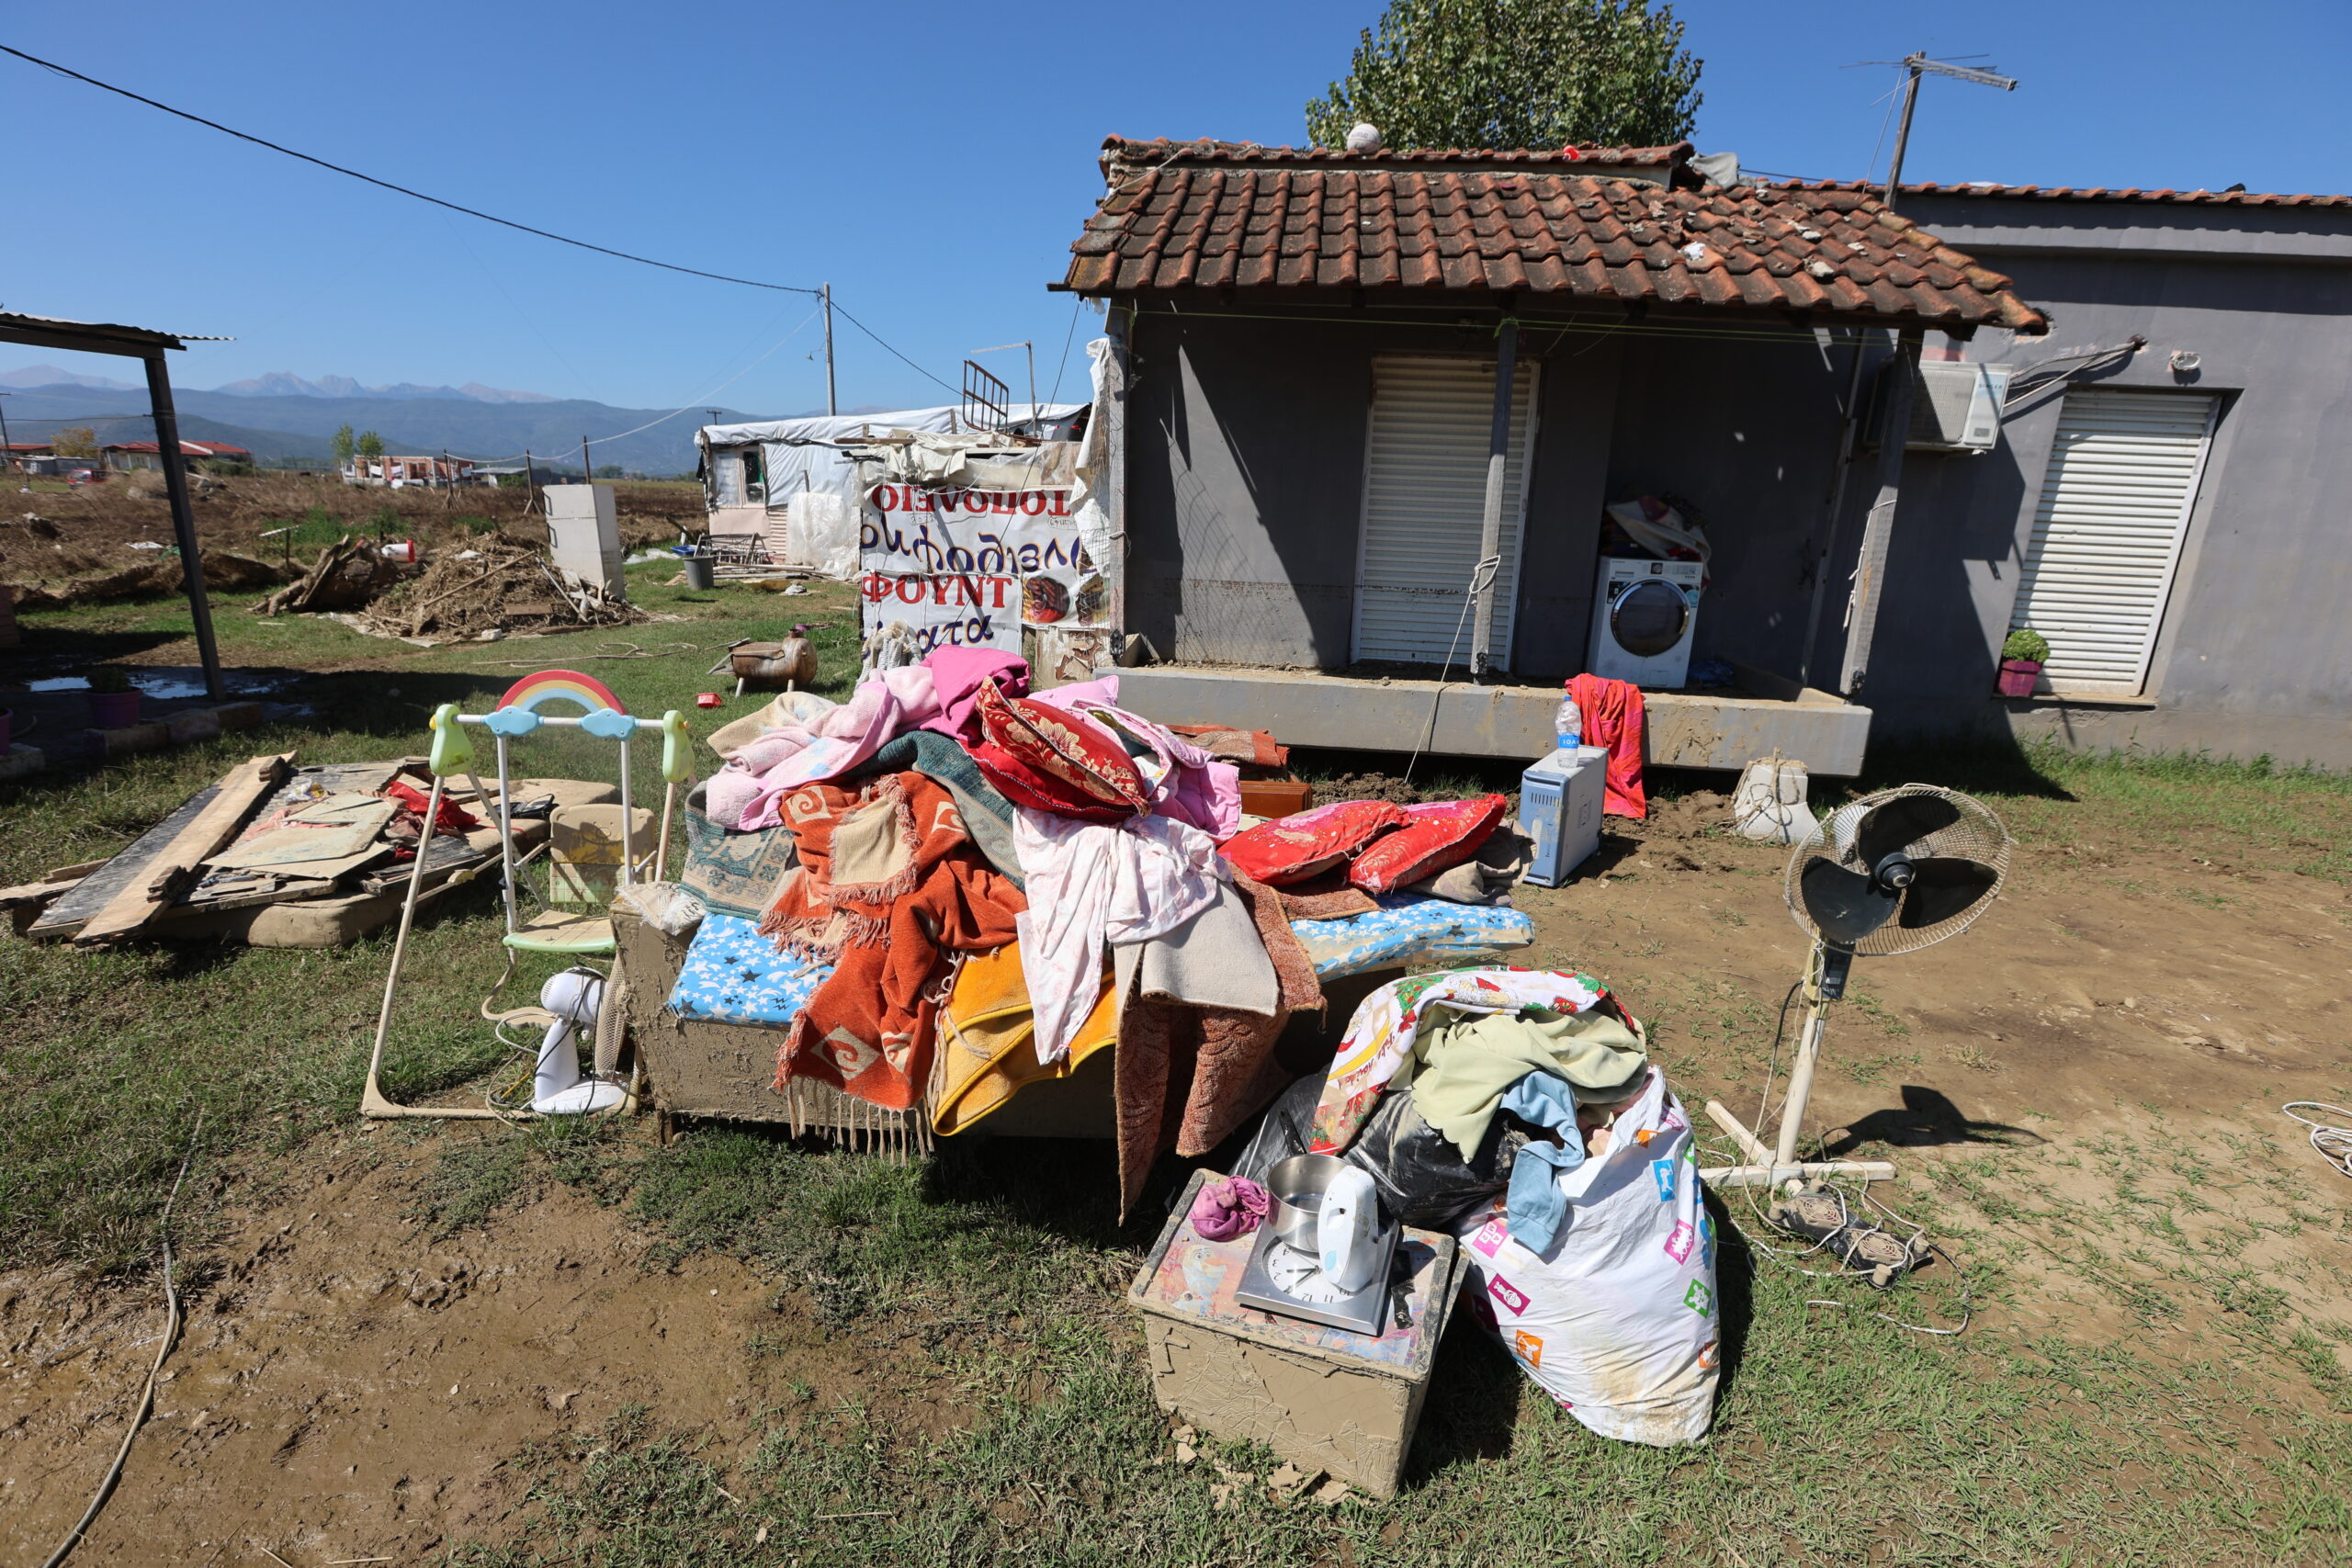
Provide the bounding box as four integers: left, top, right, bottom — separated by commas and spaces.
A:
1997, 629, 2049, 698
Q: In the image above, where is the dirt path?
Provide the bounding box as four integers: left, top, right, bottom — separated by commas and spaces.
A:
0, 1136, 964, 1567
4, 790, 2348, 1559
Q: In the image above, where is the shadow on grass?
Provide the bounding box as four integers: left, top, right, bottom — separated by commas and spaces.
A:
1826, 1084, 2046, 1154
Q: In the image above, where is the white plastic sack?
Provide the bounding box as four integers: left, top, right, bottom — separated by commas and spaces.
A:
786, 491, 859, 581
1734, 755, 1817, 845
1453, 1068, 1721, 1446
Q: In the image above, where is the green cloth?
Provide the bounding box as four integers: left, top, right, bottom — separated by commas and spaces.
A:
1398, 1006, 1647, 1159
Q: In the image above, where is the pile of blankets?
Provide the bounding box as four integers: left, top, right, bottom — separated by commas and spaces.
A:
672, 644, 1536, 1215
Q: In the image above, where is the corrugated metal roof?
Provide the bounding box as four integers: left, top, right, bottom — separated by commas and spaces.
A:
1781, 180, 2352, 209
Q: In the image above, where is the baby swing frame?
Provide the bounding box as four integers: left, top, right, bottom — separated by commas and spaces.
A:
360, 671, 692, 1122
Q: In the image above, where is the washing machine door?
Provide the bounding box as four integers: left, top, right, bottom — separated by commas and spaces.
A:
1608, 577, 1691, 657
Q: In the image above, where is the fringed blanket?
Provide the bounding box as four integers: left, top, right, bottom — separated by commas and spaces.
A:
766, 771, 1024, 1110
1112, 872, 1323, 1221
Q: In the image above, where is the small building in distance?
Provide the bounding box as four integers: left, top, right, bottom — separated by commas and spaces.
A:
104, 438, 252, 472
343, 454, 481, 487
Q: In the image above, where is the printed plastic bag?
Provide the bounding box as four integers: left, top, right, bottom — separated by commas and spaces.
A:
1453, 1067, 1721, 1446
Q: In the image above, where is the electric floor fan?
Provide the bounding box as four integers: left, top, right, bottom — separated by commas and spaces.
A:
1703, 784, 2013, 1189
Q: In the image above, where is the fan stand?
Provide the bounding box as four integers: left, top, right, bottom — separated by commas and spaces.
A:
1701, 943, 1896, 1190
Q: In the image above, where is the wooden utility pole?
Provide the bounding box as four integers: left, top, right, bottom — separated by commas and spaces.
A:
581, 435, 591, 483
524, 449, 537, 514
142, 354, 223, 702
822, 283, 837, 416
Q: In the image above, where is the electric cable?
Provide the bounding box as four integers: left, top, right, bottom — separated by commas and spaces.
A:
2281, 1101, 2352, 1179
36, 1112, 203, 1568
827, 300, 963, 398
0, 44, 821, 297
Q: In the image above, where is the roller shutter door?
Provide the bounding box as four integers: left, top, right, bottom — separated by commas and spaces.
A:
1353, 355, 1538, 666
2010, 389, 2217, 695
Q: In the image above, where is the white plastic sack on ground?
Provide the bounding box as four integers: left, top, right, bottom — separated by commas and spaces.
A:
1453, 1067, 1721, 1445
1733, 755, 1817, 845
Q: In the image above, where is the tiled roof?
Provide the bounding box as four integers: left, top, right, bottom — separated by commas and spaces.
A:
1783, 180, 2352, 209
1065, 138, 2048, 333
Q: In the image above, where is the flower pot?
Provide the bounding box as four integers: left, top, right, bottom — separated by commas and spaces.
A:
1996, 659, 2042, 698
86, 690, 142, 728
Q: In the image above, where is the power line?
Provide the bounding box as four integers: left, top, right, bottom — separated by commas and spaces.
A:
0, 42, 822, 298
828, 299, 961, 398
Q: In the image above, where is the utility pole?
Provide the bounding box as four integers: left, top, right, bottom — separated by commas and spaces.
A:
821, 283, 837, 416
1883, 54, 2017, 211
581, 434, 591, 484
524, 449, 537, 514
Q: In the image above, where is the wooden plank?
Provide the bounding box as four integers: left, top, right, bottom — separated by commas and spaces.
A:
28, 786, 224, 939
74, 752, 296, 945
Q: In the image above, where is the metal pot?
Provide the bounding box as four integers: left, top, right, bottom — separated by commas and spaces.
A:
1266, 1152, 1348, 1249
681, 556, 716, 592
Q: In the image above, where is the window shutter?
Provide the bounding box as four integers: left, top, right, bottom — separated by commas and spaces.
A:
1353, 355, 1538, 666
2010, 389, 2217, 695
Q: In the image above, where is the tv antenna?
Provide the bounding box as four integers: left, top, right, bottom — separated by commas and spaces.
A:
1880, 54, 2018, 209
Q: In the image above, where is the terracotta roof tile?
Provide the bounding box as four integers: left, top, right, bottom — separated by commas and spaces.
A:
1066, 137, 2047, 332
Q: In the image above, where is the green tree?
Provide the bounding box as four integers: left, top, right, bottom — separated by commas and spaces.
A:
356, 430, 385, 461
53, 425, 98, 458
331, 423, 356, 466
1306, 0, 1702, 152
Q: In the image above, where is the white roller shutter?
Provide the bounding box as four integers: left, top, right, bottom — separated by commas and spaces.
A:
2010, 389, 2217, 696
1353, 355, 1539, 666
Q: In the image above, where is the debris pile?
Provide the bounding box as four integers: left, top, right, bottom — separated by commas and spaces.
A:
252, 539, 407, 615
355, 539, 645, 641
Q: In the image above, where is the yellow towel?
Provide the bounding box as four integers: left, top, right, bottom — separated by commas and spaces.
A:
932, 942, 1117, 1137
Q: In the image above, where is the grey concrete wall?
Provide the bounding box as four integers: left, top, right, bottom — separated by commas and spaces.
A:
1125, 310, 1370, 667
1124, 306, 1620, 676
1860, 196, 2352, 762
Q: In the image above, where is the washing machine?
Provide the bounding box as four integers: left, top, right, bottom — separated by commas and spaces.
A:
1588, 555, 1704, 686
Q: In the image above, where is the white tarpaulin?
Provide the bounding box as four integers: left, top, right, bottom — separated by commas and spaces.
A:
696, 402, 1085, 579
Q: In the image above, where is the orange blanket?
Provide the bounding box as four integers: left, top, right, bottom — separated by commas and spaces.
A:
767, 772, 1025, 1110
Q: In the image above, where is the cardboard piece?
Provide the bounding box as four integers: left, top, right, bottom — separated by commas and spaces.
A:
1128, 1168, 1462, 1500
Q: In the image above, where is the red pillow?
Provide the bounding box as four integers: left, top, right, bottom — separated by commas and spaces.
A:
1221, 800, 1410, 886
970, 678, 1149, 822
1347, 794, 1509, 893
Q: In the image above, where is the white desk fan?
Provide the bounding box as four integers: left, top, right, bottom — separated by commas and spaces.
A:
1704, 784, 2013, 1189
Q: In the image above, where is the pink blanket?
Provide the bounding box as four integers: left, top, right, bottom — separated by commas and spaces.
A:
707, 665, 939, 830
920, 647, 1029, 744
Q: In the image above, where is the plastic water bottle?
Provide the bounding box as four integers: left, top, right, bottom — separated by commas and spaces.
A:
1555, 698, 1582, 752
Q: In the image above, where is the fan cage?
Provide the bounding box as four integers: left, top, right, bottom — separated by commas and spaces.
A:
1785, 784, 2014, 955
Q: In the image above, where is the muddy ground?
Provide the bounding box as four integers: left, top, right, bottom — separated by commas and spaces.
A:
2, 783, 2348, 1562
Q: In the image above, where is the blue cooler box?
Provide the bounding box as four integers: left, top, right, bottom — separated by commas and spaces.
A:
1519, 745, 1608, 886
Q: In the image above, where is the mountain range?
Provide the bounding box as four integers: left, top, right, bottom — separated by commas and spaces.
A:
0, 369, 789, 474
0, 364, 557, 403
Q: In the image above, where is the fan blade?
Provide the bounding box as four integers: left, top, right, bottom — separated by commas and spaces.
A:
1855, 795, 1962, 867
1800, 858, 1901, 944
1896, 857, 2000, 928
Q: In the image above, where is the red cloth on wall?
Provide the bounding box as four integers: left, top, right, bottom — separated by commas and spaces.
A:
1565, 673, 1647, 819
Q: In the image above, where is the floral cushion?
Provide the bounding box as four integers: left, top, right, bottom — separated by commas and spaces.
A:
1348, 794, 1510, 894
968, 678, 1150, 822
1220, 799, 1410, 886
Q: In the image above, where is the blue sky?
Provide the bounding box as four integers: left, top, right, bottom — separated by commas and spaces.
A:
5, 0, 2344, 415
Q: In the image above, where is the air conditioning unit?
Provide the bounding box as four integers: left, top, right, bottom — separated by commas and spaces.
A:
1872, 361, 2015, 453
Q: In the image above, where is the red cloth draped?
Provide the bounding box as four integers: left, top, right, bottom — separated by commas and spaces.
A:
1565, 672, 1647, 819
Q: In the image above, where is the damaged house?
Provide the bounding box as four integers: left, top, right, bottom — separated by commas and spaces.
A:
1057, 137, 2352, 769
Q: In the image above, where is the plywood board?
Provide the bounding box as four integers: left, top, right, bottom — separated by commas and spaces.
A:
76, 753, 297, 944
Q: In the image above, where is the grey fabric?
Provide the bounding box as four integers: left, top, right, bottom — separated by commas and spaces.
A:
1113, 878, 1280, 1018
1407, 828, 1534, 906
